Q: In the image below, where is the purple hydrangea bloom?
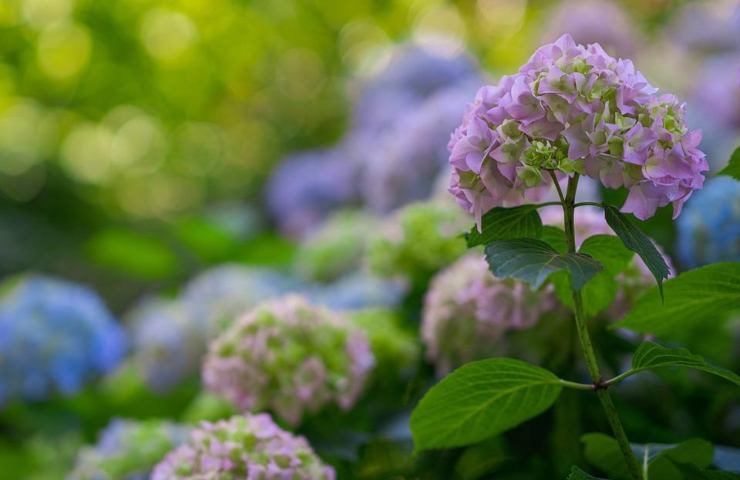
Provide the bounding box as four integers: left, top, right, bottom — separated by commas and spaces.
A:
126, 299, 207, 393
355, 45, 480, 108
0, 275, 126, 405
202, 295, 374, 426
676, 177, 740, 268
692, 55, 740, 131
360, 83, 480, 212
151, 414, 335, 480
541, 0, 639, 57
668, 1, 740, 54
265, 149, 360, 238
448, 34, 707, 225
69, 418, 191, 480
422, 254, 561, 374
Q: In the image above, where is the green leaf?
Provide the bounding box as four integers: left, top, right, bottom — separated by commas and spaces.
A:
541, 225, 567, 253
581, 433, 631, 480
484, 238, 602, 290
552, 270, 618, 318
614, 263, 740, 338
717, 146, 740, 180
627, 342, 740, 386
669, 461, 740, 480
579, 235, 634, 275
603, 205, 670, 299
410, 358, 563, 451
567, 466, 607, 480
582, 434, 714, 480
465, 205, 543, 247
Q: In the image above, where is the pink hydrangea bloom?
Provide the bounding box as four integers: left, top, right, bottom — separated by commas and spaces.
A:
151, 414, 335, 480
421, 254, 561, 374
448, 34, 707, 223
202, 295, 374, 426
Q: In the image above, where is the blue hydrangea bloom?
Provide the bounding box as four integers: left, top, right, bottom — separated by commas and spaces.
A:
180, 264, 306, 335
125, 299, 206, 393
307, 273, 406, 311
677, 177, 740, 268
0, 275, 127, 405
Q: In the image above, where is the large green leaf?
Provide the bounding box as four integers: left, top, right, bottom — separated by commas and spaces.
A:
624, 342, 740, 386
466, 205, 543, 247
552, 271, 618, 318
541, 225, 567, 253
567, 466, 607, 480
614, 263, 740, 337
603, 205, 670, 299
579, 235, 634, 275
410, 358, 563, 451
582, 434, 714, 480
552, 235, 633, 316
669, 461, 740, 480
484, 238, 602, 290
717, 146, 740, 181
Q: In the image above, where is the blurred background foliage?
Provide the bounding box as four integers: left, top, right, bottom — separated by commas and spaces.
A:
0, 0, 738, 478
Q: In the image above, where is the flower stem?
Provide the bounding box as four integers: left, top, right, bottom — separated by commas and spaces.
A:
563, 175, 643, 480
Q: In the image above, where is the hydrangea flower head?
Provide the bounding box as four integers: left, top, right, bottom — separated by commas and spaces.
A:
448, 34, 707, 223
677, 177, 740, 268
126, 299, 206, 393
294, 210, 378, 283
69, 418, 191, 480
422, 254, 560, 374
366, 200, 469, 287
151, 414, 335, 480
360, 83, 479, 213
265, 148, 359, 238
0, 275, 126, 404
202, 295, 374, 425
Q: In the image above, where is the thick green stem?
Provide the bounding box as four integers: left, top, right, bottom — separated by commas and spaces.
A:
563, 175, 643, 480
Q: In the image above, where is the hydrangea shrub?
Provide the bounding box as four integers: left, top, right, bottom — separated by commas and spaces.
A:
408, 34, 740, 480
202, 295, 374, 425
151, 414, 335, 480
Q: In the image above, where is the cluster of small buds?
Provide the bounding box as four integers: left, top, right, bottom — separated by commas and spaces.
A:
151, 414, 335, 480
422, 254, 560, 374
202, 295, 374, 425
366, 200, 469, 287
125, 299, 207, 393
448, 34, 707, 225
0, 275, 126, 405
676, 177, 740, 268
294, 210, 378, 283
69, 418, 191, 480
